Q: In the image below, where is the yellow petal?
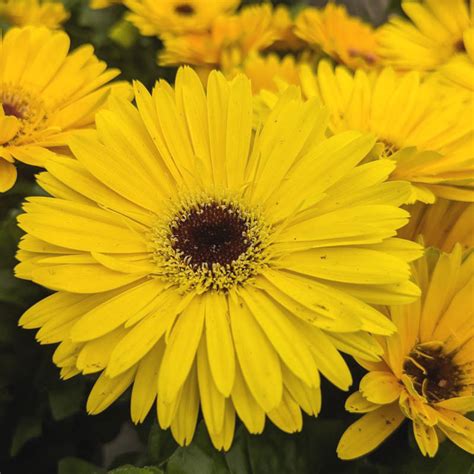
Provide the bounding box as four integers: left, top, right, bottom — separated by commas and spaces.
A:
230, 360, 265, 434
158, 297, 205, 404
344, 391, 380, 413
170, 363, 199, 447
0, 159, 17, 192
267, 389, 303, 434
131, 341, 165, 424
70, 279, 163, 341
359, 371, 403, 404
205, 293, 235, 397
413, 421, 438, 457
229, 292, 282, 411
337, 404, 405, 459
240, 286, 319, 387
86, 367, 136, 415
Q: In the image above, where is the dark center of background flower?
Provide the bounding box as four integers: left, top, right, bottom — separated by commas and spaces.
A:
2, 101, 23, 119
171, 202, 250, 267
403, 345, 463, 403
175, 3, 195, 16
454, 38, 466, 53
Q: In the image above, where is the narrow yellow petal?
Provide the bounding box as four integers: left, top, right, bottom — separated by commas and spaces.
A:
229, 292, 282, 412
158, 297, 205, 404
337, 404, 405, 459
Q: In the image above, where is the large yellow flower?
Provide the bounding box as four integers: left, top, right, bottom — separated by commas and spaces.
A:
378, 0, 472, 71
0, 26, 128, 192
299, 61, 474, 203
124, 0, 239, 36
0, 0, 69, 29
399, 199, 474, 252
16, 67, 421, 450
294, 3, 379, 70
338, 246, 474, 459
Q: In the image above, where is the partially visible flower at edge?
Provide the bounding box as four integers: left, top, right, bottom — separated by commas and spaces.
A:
0, 26, 130, 192
337, 245, 474, 459
377, 0, 472, 71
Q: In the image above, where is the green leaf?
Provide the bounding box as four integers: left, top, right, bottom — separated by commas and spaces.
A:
48, 378, 86, 421
224, 426, 252, 474
109, 466, 163, 474
10, 415, 42, 456
166, 423, 230, 474
147, 422, 179, 465
58, 457, 106, 474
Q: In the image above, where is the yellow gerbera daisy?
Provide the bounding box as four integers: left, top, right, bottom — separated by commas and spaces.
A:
0, 0, 69, 29
299, 61, 474, 203
438, 27, 474, 92
124, 0, 239, 37
294, 3, 379, 70
338, 245, 474, 459
16, 67, 421, 450
158, 4, 278, 75
377, 0, 472, 71
0, 26, 128, 192
399, 199, 474, 252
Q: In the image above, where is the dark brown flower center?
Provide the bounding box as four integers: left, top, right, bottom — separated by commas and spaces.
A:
2, 102, 23, 119
454, 38, 466, 53
171, 202, 251, 267
403, 345, 463, 403
175, 3, 195, 16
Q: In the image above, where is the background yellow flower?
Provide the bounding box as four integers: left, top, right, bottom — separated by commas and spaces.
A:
0, 26, 130, 192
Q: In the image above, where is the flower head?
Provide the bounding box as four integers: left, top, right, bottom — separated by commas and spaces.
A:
0, 26, 128, 192
0, 0, 69, 29
295, 3, 379, 70
338, 246, 474, 459
158, 4, 280, 74
17, 67, 421, 450
124, 0, 239, 37
378, 0, 472, 71
299, 61, 474, 203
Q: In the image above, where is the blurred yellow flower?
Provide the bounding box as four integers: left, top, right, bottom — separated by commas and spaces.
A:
158, 4, 278, 74
17, 67, 421, 450
438, 27, 474, 92
125, 0, 239, 36
300, 61, 474, 203
295, 3, 378, 70
399, 199, 474, 252
0, 26, 128, 192
338, 246, 474, 459
378, 0, 472, 71
241, 53, 300, 93
0, 0, 69, 29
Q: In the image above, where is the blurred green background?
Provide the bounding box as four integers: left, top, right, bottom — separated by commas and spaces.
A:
0, 1, 472, 473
